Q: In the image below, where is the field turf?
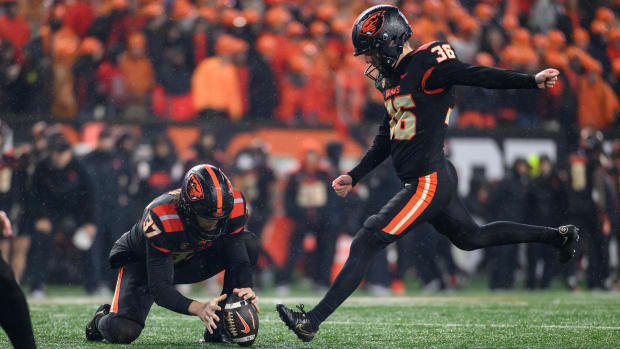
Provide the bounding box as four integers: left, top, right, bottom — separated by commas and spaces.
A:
1, 287, 619, 348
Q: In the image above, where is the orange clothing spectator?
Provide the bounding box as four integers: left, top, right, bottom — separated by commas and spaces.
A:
607, 27, 620, 62
257, 32, 291, 85
64, 0, 95, 38
0, 2, 30, 63
97, 60, 126, 107
335, 55, 366, 125
120, 33, 154, 98
411, 0, 450, 44
51, 25, 80, 118
192, 35, 247, 121
412, 16, 450, 44
578, 68, 619, 130
192, 57, 243, 120
276, 53, 310, 123
305, 45, 337, 124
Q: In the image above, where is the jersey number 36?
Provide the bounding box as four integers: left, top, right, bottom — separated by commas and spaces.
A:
385, 94, 416, 140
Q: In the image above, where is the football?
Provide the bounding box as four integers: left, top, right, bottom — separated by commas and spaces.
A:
223, 293, 259, 346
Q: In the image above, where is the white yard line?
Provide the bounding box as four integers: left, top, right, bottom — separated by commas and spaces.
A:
28, 296, 529, 306
141, 316, 620, 331
34, 296, 620, 331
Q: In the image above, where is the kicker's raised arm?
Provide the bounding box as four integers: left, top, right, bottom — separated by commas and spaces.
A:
423, 42, 558, 91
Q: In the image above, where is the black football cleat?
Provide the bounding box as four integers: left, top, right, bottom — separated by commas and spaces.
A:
203, 324, 232, 344
557, 225, 580, 264
85, 304, 110, 341
276, 304, 318, 342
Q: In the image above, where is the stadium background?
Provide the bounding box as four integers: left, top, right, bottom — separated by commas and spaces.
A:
0, 0, 618, 302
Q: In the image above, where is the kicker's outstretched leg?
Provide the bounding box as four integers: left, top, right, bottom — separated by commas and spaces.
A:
429, 189, 579, 263
277, 224, 388, 342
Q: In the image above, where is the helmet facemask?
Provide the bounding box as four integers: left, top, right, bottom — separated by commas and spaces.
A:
179, 192, 230, 242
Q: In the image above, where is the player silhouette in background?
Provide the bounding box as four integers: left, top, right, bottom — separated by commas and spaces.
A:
0, 211, 36, 349
277, 5, 580, 342
85, 165, 259, 344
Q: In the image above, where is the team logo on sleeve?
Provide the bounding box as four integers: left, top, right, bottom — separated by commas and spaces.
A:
361, 11, 386, 36
186, 174, 204, 202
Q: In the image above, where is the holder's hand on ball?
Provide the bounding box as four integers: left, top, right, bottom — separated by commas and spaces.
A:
190, 294, 227, 334
234, 288, 260, 313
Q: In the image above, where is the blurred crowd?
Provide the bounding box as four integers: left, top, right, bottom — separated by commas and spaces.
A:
0, 0, 619, 133
0, 120, 618, 296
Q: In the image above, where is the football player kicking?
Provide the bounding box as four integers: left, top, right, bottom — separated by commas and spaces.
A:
277, 5, 579, 342
85, 164, 260, 344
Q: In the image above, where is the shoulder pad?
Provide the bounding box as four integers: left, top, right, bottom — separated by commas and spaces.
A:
230, 189, 247, 220
227, 189, 248, 235
152, 203, 184, 233
412, 41, 439, 54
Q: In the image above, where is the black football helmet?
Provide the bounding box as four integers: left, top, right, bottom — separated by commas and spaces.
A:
352, 5, 412, 82
179, 164, 234, 241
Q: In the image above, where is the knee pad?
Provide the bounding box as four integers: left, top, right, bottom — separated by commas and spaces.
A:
349, 224, 389, 261
99, 314, 143, 344
451, 225, 482, 251
362, 215, 398, 244
362, 214, 382, 231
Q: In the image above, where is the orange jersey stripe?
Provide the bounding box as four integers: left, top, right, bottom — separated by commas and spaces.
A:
111, 267, 124, 313
421, 66, 444, 95
152, 203, 177, 217
230, 226, 243, 234
382, 172, 437, 235
382, 180, 425, 233
161, 218, 184, 232
204, 166, 223, 217
413, 41, 437, 54
230, 202, 245, 218
393, 173, 437, 235
151, 243, 172, 253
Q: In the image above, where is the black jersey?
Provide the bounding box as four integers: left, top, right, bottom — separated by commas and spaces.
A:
114, 187, 249, 314
348, 41, 538, 184
124, 188, 248, 263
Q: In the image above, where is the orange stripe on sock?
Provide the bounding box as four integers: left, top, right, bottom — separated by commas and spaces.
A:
110, 267, 124, 313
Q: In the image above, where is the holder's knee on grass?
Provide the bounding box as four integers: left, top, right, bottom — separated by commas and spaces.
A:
98, 313, 143, 344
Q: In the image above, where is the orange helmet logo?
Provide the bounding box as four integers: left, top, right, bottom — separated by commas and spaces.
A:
361, 10, 386, 37
186, 174, 204, 202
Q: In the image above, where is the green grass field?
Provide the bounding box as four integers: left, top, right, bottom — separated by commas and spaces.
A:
2, 287, 619, 348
